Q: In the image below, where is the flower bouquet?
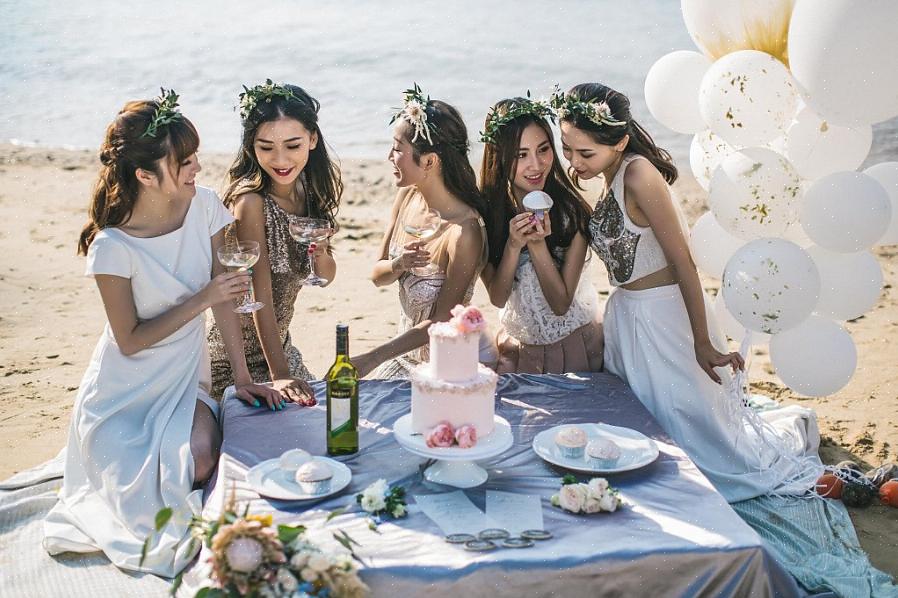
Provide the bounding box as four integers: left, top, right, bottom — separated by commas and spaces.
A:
550, 474, 623, 514
144, 493, 368, 597
356, 479, 408, 530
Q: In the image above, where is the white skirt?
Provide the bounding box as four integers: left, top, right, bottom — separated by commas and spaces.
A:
603, 284, 822, 503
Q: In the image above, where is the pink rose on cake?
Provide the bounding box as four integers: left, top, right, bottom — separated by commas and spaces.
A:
426, 422, 456, 448
424, 421, 479, 448
455, 424, 477, 448
450, 304, 486, 334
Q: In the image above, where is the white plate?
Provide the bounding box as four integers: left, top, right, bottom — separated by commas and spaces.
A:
245, 456, 352, 501
532, 423, 659, 474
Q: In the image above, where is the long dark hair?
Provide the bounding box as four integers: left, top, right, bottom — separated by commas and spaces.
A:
480, 99, 591, 268
78, 100, 199, 255
223, 84, 342, 225
402, 100, 487, 218
564, 83, 678, 184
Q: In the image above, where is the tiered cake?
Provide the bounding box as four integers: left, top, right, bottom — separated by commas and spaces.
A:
410, 306, 498, 442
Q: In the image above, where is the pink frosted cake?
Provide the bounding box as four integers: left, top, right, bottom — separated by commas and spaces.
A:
411, 305, 498, 443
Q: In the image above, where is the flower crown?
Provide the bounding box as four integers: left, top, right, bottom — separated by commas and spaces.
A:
550, 85, 627, 129
479, 92, 555, 145
390, 83, 436, 145
238, 79, 302, 121
141, 88, 182, 138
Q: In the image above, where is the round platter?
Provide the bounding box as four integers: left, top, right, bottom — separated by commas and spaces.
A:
532, 423, 659, 474
246, 456, 351, 501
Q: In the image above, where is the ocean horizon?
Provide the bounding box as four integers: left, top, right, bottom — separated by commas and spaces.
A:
2, 0, 896, 167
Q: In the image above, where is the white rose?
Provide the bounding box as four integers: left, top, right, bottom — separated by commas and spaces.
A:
583, 496, 602, 514
360, 494, 384, 513
276, 568, 298, 592
307, 554, 330, 573
588, 478, 609, 498
301, 567, 318, 582
368, 478, 389, 497
558, 483, 588, 513
598, 491, 619, 512
391, 504, 407, 518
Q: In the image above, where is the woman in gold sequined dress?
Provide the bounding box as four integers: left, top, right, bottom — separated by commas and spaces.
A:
207, 82, 342, 406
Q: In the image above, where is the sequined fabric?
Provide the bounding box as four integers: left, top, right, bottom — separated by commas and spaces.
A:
207, 195, 314, 398
588, 188, 641, 284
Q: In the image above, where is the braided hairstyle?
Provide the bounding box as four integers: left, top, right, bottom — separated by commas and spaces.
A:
78, 100, 199, 255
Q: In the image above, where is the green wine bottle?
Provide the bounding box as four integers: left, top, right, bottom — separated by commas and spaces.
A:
326, 324, 359, 455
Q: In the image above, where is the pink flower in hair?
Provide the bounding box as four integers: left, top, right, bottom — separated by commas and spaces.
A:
450, 305, 486, 334
454, 424, 477, 448
426, 422, 455, 448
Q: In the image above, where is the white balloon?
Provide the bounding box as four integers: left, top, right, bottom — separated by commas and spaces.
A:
722, 238, 820, 334
712, 291, 771, 345
781, 220, 813, 248
681, 0, 794, 62
645, 51, 711, 135
863, 162, 898, 245
805, 246, 883, 321
709, 147, 802, 240
784, 107, 872, 180
800, 172, 892, 253
770, 315, 856, 397
699, 50, 798, 147
789, 0, 898, 126
690, 212, 746, 279
689, 129, 737, 191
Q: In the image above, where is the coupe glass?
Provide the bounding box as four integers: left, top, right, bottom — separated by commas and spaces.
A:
217, 240, 263, 313
402, 207, 443, 276
288, 216, 335, 287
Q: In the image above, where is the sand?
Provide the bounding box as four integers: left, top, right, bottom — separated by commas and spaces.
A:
0, 143, 895, 575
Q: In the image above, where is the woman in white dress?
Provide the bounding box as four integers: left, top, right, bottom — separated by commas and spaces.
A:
42, 93, 280, 576
351, 85, 493, 378
479, 97, 603, 373
554, 83, 822, 502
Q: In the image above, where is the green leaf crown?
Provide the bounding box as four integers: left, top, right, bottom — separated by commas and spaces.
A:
141, 88, 182, 138
479, 92, 554, 145
238, 79, 302, 121
390, 83, 436, 145
550, 85, 627, 129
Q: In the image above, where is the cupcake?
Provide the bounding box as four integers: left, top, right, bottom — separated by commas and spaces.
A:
587, 438, 621, 468
555, 426, 587, 459
278, 448, 312, 473
295, 460, 333, 494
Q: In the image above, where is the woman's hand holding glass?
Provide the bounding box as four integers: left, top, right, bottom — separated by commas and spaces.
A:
216, 240, 263, 313
202, 271, 253, 307
287, 216, 335, 287
391, 240, 431, 273
401, 206, 443, 276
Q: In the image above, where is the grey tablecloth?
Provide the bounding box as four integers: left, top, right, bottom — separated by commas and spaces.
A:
203, 373, 805, 597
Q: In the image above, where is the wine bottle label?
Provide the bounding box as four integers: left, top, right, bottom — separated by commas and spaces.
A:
330, 397, 351, 433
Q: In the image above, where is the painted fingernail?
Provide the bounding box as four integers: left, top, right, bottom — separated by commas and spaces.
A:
270, 404, 275, 411
253, 399, 260, 407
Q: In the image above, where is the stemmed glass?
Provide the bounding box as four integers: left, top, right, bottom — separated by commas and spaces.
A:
288, 216, 335, 287
402, 207, 443, 276
217, 240, 263, 313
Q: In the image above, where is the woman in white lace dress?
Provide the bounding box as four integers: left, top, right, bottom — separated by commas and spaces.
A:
479, 97, 602, 373
352, 86, 493, 378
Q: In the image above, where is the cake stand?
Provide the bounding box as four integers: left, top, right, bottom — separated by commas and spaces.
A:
393, 414, 514, 488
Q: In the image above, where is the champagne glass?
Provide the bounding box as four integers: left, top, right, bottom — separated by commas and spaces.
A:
217, 240, 263, 313
288, 216, 335, 287
402, 207, 443, 276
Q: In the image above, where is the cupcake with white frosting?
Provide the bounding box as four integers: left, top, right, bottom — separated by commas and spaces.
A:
295, 460, 333, 494
279, 448, 312, 473
587, 438, 621, 468
555, 426, 587, 459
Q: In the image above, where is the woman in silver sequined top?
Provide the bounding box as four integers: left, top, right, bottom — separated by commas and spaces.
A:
207, 82, 342, 407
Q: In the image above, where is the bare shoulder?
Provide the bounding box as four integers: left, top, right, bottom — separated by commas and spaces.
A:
624, 156, 665, 189
232, 192, 266, 220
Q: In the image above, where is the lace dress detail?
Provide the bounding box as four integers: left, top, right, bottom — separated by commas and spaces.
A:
207, 194, 314, 398
587, 154, 677, 286
372, 190, 488, 379
501, 248, 599, 345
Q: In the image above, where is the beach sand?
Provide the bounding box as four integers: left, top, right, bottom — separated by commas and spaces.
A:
1, 143, 895, 575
